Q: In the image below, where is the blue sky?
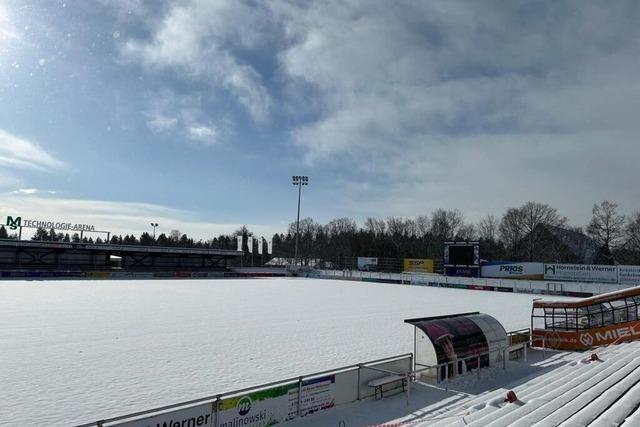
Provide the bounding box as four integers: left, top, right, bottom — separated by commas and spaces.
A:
1, 0, 639, 239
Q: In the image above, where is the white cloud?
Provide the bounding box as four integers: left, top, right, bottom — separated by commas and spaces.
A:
0, 129, 64, 171
110, 1, 640, 223
147, 114, 178, 132
123, 0, 272, 122
11, 188, 37, 195
0, 193, 281, 239
273, 1, 640, 222
187, 124, 217, 144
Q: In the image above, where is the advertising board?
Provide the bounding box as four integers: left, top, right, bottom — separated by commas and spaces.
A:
403, 258, 434, 273
114, 403, 213, 427
445, 266, 480, 278
357, 257, 378, 271
481, 263, 543, 280
216, 375, 335, 426
543, 263, 618, 283
532, 322, 640, 351
618, 265, 640, 286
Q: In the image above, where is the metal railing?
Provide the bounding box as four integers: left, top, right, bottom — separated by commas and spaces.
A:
414, 346, 510, 385
74, 353, 413, 427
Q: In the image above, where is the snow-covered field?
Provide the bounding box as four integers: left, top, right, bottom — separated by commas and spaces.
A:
0, 278, 568, 426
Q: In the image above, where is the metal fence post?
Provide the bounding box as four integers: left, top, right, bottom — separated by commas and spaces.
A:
214, 394, 221, 427
503, 349, 507, 370
296, 376, 303, 417
357, 364, 361, 400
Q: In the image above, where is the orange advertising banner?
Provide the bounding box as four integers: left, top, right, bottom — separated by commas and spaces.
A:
532, 321, 640, 350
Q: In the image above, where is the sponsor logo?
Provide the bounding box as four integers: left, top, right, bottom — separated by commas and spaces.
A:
545, 332, 562, 348
236, 396, 252, 416
499, 265, 523, 273
594, 325, 640, 343
545, 265, 556, 274
6, 216, 22, 230
580, 332, 594, 347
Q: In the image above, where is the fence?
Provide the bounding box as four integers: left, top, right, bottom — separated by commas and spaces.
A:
310, 269, 632, 297
75, 353, 412, 427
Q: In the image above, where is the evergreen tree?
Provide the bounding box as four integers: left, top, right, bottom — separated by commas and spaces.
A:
32, 227, 49, 241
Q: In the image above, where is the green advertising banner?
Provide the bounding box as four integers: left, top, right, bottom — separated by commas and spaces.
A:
216, 376, 335, 427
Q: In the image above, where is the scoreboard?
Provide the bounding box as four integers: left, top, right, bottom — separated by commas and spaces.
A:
444, 241, 480, 277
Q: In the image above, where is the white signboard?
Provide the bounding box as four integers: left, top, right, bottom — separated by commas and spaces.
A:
257, 237, 263, 255
237, 236, 243, 252
267, 238, 273, 255
481, 263, 544, 280
114, 403, 213, 427
544, 263, 618, 283
357, 257, 378, 271
247, 236, 253, 253
618, 265, 640, 286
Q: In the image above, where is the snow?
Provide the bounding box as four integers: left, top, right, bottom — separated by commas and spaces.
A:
0, 278, 565, 426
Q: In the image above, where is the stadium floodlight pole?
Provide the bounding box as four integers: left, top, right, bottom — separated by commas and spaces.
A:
292, 175, 309, 267
150, 223, 158, 240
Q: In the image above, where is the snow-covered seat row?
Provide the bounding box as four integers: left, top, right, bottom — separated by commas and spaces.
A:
419, 341, 640, 427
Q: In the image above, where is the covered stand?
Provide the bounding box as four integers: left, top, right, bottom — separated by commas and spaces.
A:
405, 312, 507, 382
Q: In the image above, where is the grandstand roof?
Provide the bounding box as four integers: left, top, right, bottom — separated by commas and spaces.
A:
0, 238, 241, 256
533, 285, 640, 308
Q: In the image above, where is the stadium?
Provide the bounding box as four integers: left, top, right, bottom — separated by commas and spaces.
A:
3, 227, 640, 427
3, 2, 640, 427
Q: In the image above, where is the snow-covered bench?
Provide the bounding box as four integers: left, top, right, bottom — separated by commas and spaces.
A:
368, 374, 407, 399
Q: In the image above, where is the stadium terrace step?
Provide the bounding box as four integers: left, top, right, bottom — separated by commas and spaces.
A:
479, 342, 640, 427
588, 377, 640, 426
556, 366, 640, 426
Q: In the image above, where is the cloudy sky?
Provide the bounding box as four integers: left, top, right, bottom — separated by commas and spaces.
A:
1, 0, 639, 239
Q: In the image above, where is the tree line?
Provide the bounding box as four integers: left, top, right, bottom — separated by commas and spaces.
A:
1, 200, 639, 266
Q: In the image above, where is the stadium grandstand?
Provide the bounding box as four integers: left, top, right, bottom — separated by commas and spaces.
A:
0, 238, 242, 277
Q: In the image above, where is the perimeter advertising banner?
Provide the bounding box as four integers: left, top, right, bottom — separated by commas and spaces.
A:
357, 257, 378, 271
532, 322, 640, 351
403, 258, 434, 273
216, 375, 335, 427
481, 263, 544, 280
114, 403, 214, 427
543, 263, 618, 283
618, 266, 640, 286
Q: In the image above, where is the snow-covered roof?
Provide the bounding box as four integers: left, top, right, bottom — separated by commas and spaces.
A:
533, 284, 640, 308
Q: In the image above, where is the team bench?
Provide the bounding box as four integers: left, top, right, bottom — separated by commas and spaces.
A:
368, 374, 407, 399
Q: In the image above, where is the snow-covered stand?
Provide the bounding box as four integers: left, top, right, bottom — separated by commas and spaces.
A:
405, 312, 508, 384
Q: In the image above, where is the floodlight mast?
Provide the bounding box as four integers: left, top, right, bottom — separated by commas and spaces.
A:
292, 175, 309, 268
150, 223, 158, 240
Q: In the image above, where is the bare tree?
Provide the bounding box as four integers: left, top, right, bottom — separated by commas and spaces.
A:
169, 229, 181, 243
414, 215, 430, 238
364, 217, 386, 236
520, 202, 567, 261
499, 208, 526, 259
456, 223, 477, 241
587, 200, 626, 263
625, 212, 640, 255
326, 217, 357, 236
477, 214, 499, 242
430, 209, 464, 240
